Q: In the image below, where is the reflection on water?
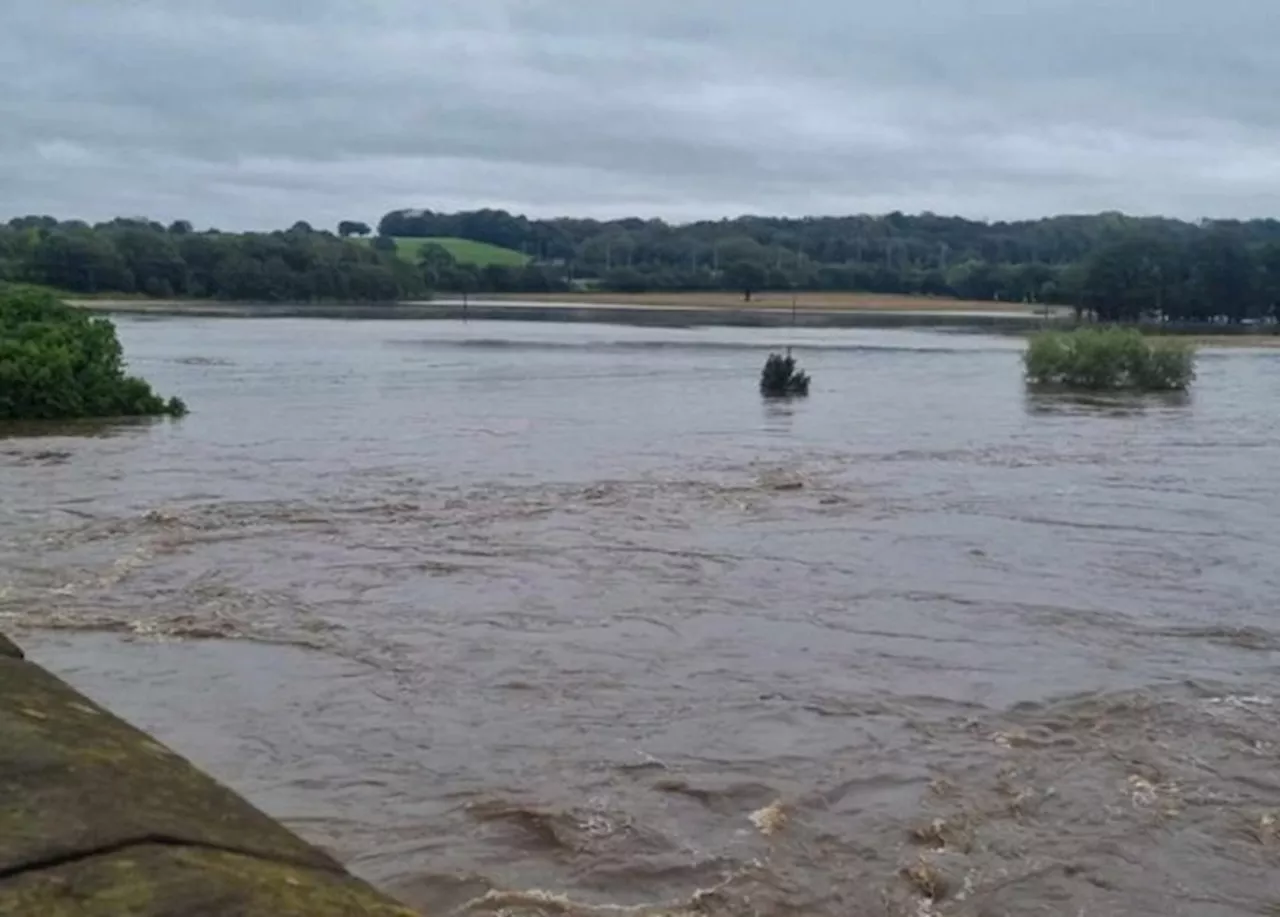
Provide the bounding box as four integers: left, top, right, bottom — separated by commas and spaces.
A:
1023, 389, 1194, 416
2, 318, 1280, 916
0, 415, 172, 441
760, 397, 804, 435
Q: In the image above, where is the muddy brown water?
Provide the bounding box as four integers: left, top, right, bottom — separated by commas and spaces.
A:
2, 317, 1279, 916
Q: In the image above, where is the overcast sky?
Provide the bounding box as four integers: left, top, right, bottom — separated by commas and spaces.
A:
3, 1, 1277, 229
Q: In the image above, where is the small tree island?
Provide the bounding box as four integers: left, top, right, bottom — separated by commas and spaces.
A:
0, 285, 187, 421
1024, 327, 1196, 392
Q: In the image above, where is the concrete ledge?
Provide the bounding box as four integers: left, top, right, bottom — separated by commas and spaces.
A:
0, 637, 418, 916
0, 845, 418, 917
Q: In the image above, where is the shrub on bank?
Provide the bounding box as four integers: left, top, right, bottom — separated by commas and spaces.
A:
0, 285, 187, 420
1024, 327, 1196, 392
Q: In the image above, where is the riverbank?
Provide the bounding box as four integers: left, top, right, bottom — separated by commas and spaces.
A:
66, 290, 1032, 313
63, 295, 1280, 343
1157, 332, 1280, 347
481, 290, 1038, 312
67, 295, 1055, 331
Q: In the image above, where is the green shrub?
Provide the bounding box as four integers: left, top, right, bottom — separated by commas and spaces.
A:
760, 351, 810, 397
0, 284, 188, 420
1024, 326, 1195, 392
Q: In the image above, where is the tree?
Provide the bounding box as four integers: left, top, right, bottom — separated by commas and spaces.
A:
370, 235, 397, 253
1187, 228, 1255, 322
28, 229, 134, 293
338, 221, 372, 238
946, 259, 1000, 301
345, 263, 400, 301
723, 261, 768, 301
1257, 242, 1280, 318
1007, 263, 1056, 303
0, 285, 187, 419
439, 265, 479, 299
518, 264, 553, 293
602, 267, 649, 294
8, 215, 58, 231
1079, 232, 1180, 322
760, 351, 810, 397
113, 229, 187, 297
480, 264, 520, 293
417, 243, 457, 272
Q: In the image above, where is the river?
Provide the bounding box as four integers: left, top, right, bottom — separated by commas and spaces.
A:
2, 316, 1278, 916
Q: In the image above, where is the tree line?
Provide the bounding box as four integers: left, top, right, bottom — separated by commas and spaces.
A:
0, 217, 420, 302
382, 208, 1280, 322
3, 211, 1279, 321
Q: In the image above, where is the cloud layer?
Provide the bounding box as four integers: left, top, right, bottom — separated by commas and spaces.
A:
3, 1, 1277, 228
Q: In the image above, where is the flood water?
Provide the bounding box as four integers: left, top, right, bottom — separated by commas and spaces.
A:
2, 317, 1279, 916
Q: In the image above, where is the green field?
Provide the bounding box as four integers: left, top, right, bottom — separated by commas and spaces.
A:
362, 236, 530, 268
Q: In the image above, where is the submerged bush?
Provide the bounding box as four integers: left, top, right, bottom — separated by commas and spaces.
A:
1024, 327, 1196, 392
0, 285, 188, 420
760, 350, 810, 397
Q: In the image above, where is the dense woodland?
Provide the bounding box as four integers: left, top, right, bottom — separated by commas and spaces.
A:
3, 210, 1280, 323
0, 217, 420, 303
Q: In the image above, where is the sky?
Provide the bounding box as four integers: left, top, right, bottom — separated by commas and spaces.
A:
3, 0, 1278, 230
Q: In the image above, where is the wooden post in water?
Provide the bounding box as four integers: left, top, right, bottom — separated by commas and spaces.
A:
0, 634, 420, 917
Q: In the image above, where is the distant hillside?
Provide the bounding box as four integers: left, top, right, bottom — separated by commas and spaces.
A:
6, 213, 1278, 319
366, 236, 530, 268
373, 207, 1280, 322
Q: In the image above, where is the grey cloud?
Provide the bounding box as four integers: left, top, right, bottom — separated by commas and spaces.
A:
1, 0, 1277, 228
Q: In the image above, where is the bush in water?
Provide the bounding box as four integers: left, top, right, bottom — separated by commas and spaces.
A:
0, 285, 188, 420
1024, 326, 1195, 392
760, 351, 811, 397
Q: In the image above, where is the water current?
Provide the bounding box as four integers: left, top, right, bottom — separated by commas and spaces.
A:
2, 316, 1279, 915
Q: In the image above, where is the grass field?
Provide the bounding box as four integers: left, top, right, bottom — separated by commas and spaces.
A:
363, 236, 530, 268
